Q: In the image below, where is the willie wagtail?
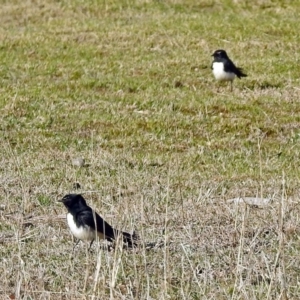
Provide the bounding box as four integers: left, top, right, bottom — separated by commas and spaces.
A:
59, 194, 138, 250
211, 49, 247, 91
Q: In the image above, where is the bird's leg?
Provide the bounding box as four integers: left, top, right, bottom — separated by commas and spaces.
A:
88, 239, 94, 251
230, 81, 233, 92
73, 239, 81, 252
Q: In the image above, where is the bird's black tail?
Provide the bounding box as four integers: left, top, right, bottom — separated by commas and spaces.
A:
121, 231, 139, 248
236, 67, 247, 78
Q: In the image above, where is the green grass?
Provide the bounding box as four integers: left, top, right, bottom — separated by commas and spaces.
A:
1, 0, 300, 299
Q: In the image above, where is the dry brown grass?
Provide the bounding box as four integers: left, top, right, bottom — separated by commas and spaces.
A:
2, 146, 300, 299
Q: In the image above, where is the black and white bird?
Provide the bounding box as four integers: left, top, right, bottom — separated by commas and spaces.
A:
211, 49, 247, 91
59, 194, 138, 250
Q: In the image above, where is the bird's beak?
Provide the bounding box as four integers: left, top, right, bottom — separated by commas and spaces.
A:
57, 198, 63, 203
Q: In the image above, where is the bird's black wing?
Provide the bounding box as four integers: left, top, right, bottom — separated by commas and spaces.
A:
224, 59, 247, 78
76, 208, 116, 241
77, 207, 138, 247
94, 211, 116, 240
223, 58, 236, 73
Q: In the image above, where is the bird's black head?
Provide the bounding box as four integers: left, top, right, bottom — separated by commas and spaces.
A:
59, 194, 87, 211
212, 49, 229, 59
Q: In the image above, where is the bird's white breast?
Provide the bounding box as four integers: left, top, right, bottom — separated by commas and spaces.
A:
66, 213, 96, 241
212, 62, 235, 81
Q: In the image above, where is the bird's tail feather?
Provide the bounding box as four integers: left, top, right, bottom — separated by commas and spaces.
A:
122, 230, 139, 248
105, 228, 139, 248
236, 67, 247, 78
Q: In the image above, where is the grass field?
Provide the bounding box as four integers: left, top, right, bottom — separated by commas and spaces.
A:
1, 0, 300, 299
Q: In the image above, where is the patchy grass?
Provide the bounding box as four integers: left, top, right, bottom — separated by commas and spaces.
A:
1, 0, 300, 298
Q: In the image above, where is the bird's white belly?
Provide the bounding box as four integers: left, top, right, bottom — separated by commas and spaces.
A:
212, 62, 235, 81
67, 213, 96, 241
